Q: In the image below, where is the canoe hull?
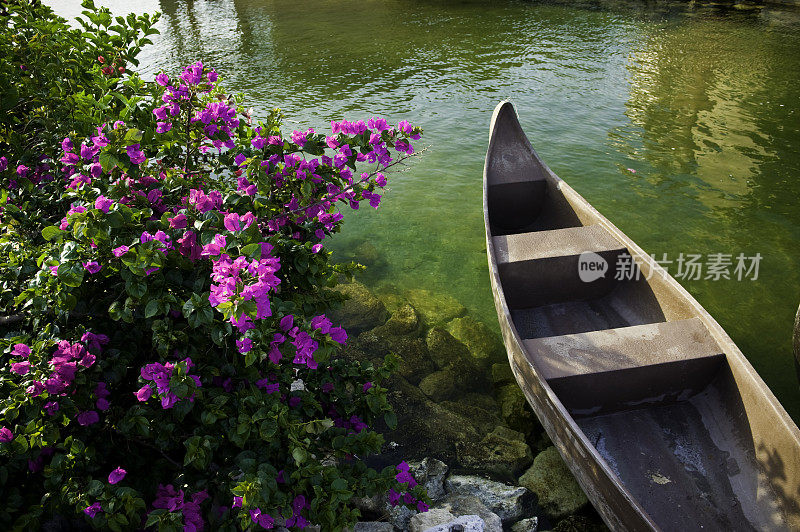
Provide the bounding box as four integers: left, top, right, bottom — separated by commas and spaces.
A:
483, 101, 800, 531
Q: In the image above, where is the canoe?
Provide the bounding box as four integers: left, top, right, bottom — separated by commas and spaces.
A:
483, 100, 800, 531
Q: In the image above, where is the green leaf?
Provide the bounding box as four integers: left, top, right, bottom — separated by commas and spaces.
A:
57, 262, 85, 287
144, 299, 159, 318
384, 411, 397, 430
99, 152, 121, 173
292, 447, 308, 465
41, 226, 62, 241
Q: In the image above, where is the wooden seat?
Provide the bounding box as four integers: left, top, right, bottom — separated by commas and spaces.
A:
522, 318, 726, 414
493, 224, 629, 309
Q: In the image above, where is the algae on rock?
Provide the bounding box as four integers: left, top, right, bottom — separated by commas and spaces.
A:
329, 280, 388, 334
518, 446, 589, 520
406, 288, 467, 327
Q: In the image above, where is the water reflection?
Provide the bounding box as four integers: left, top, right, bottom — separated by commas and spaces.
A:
43, 0, 800, 418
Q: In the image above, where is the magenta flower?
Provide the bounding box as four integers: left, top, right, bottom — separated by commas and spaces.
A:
27, 381, 45, 396
223, 212, 241, 232
155, 72, 169, 86
135, 385, 152, 402
112, 245, 129, 257
156, 121, 172, 134
0, 156, 7, 171
126, 143, 145, 164
363, 382, 372, 393
44, 401, 59, 415
94, 195, 113, 213
96, 398, 109, 411
0, 427, 13, 442
168, 213, 187, 229
84, 502, 102, 518
82, 261, 101, 274
77, 410, 99, 426
108, 467, 126, 484
232, 496, 242, 508
10, 360, 30, 375
12, 343, 30, 357
207, 70, 218, 83
311, 243, 323, 254
236, 338, 252, 353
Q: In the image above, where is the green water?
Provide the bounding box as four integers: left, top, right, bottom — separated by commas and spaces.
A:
48, 0, 800, 420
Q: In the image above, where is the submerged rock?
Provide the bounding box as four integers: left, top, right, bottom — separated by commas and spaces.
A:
330, 281, 388, 334
418, 369, 458, 402
444, 474, 533, 523
360, 331, 435, 385
445, 316, 504, 370
438, 400, 503, 435
406, 288, 467, 327
496, 383, 538, 438
518, 447, 588, 520
490, 362, 515, 387
456, 426, 533, 480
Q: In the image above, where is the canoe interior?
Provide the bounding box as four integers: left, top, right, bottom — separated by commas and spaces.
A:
485, 101, 800, 530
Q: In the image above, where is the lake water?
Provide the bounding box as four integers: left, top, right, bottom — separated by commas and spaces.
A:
47, 0, 800, 420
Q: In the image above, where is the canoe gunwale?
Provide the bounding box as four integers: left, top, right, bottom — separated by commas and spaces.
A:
483, 100, 800, 531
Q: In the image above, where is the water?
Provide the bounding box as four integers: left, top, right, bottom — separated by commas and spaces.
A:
47, 0, 800, 420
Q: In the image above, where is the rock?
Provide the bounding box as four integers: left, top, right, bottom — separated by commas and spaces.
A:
419, 369, 458, 402
406, 289, 467, 327
384, 376, 483, 464
444, 474, 533, 523
377, 291, 408, 314
438, 401, 503, 435
354, 241, 381, 266
426, 328, 469, 369
422, 515, 488, 532
360, 332, 435, 385
457, 426, 533, 480
551, 514, 606, 532
440, 494, 503, 532
490, 363, 514, 387
408, 508, 456, 532
330, 281, 388, 334
511, 517, 539, 532
445, 316, 504, 370
352, 522, 395, 532
518, 447, 588, 520
381, 304, 421, 337
408, 458, 449, 501
496, 383, 538, 438
386, 504, 416, 531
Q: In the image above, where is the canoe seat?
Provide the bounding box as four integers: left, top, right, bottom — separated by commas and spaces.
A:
522, 318, 725, 414
493, 224, 629, 309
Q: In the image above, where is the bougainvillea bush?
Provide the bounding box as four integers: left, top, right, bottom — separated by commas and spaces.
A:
0, 2, 427, 530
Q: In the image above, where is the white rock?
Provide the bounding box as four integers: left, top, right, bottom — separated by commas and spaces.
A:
440, 495, 502, 532
423, 514, 486, 532
408, 457, 449, 500
445, 474, 531, 523
409, 508, 456, 532
353, 522, 395, 532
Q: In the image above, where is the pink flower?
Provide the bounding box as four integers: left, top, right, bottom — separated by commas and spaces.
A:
12, 343, 30, 357
10, 360, 30, 375
223, 212, 241, 232
0, 427, 13, 442
135, 385, 152, 402
168, 213, 187, 229
77, 410, 99, 426
94, 195, 113, 213
96, 397, 109, 411
108, 467, 126, 484
84, 502, 102, 518
112, 245, 129, 257
236, 338, 252, 353
44, 401, 59, 415
363, 382, 372, 393
83, 261, 101, 274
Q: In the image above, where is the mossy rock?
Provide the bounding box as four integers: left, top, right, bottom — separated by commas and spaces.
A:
490, 362, 515, 387
425, 328, 469, 369
418, 369, 458, 402
439, 400, 503, 434
384, 376, 483, 464
456, 425, 534, 480
518, 446, 589, 520
329, 281, 388, 335
445, 316, 504, 370
406, 288, 466, 328
551, 514, 609, 532
375, 304, 421, 338
496, 383, 538, 438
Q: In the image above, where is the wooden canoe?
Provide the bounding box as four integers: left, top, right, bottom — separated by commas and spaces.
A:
483, 101, 800, 531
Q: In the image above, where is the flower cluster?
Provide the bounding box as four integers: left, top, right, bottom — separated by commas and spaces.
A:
389, 462, 429, 513
136, 357, 201, 409
151, 484, 209, 531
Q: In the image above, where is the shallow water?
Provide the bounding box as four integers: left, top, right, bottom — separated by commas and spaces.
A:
47, 0, 800, 420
